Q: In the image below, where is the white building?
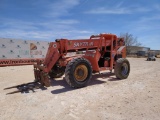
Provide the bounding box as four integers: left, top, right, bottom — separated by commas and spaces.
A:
0, 38, 50, 59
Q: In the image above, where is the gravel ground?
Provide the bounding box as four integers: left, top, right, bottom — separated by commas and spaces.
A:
0, 58, 160, 120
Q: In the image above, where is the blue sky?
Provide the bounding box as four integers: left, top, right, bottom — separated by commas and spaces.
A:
0, 0, 160, 50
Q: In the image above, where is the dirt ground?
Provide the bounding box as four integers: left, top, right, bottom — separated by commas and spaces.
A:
0, 58, 160, 120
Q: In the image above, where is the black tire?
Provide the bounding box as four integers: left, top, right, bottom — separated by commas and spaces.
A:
114, 58, 130, 79
49, 65, 65, 78
65, 58, 92, 88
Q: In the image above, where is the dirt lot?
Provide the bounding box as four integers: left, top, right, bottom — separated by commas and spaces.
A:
0, 58, 160, 120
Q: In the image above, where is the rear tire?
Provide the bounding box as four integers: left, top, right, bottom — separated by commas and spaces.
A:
65, 58, 92, 88
114, 58, 130, 79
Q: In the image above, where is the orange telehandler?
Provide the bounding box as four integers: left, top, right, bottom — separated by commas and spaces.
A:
33, 33, 130, 88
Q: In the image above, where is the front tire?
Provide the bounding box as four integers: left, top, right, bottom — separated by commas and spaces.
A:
65, 58, 92, 88
114, 58, 130, 79
49, 65, 65, 78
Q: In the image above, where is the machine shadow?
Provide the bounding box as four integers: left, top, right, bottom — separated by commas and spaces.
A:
4, 81, 48, 95
4, 72, 120, 95
51, 72, 118, 94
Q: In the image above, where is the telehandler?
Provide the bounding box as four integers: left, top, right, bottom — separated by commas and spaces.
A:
34, 33, 130, 88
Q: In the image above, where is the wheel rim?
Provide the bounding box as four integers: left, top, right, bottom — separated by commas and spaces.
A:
74, 64, 88, 81
121, 63, 128, 76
